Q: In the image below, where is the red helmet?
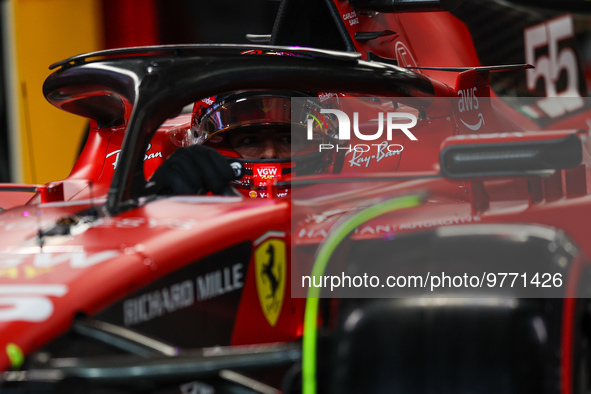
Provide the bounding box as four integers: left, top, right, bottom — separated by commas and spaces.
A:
190, 91, 340, 198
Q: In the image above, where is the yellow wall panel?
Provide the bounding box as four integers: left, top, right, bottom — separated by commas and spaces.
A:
13, 0, 103, 183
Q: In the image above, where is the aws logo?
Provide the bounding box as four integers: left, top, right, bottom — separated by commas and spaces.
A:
254, 234, 286, 327
457, 87, 485, 131
457, 87, 480, 113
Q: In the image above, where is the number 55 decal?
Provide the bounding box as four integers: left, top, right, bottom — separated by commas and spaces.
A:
524, 15, 584, 118
0, 285, 67, 322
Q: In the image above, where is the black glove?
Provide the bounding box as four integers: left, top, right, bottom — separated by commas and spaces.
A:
145, 145, 236, 195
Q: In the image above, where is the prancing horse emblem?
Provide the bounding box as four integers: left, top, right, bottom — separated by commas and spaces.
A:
255, 238, 286, 327
262, 244, 281, 300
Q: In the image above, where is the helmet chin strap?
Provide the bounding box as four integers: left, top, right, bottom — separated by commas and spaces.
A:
225, 151, 332, 198
233, 157, 291, 164
232, 151, 330, 177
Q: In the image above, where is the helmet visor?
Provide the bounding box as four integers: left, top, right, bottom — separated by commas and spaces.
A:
195, 94, 331, 157
196, 96, 292, 142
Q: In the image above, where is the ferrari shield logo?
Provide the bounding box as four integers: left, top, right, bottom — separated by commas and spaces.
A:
254, 239, 286, 327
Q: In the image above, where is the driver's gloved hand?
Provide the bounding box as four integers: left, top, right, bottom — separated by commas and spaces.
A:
145, 145, 236, 195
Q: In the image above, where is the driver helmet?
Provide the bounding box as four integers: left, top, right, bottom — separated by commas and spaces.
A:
190, 90, 341, 198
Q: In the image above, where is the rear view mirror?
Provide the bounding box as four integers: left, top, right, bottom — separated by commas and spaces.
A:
440, 132, 583, 179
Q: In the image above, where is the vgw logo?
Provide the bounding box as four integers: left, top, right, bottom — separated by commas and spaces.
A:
307, 109, 418, 152
256, 167, 278, 179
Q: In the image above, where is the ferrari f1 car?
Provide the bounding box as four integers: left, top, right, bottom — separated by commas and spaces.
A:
1, 0, 591, 393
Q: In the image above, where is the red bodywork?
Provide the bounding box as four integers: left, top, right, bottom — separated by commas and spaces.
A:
0, 2, 590, 392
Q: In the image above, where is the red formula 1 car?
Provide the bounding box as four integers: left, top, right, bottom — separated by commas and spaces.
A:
1, 0, 591, 393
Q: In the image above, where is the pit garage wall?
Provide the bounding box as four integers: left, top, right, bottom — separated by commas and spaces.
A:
2, 0, 158, 184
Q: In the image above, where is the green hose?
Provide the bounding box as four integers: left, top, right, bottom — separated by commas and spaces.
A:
302, 194, 422, 394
